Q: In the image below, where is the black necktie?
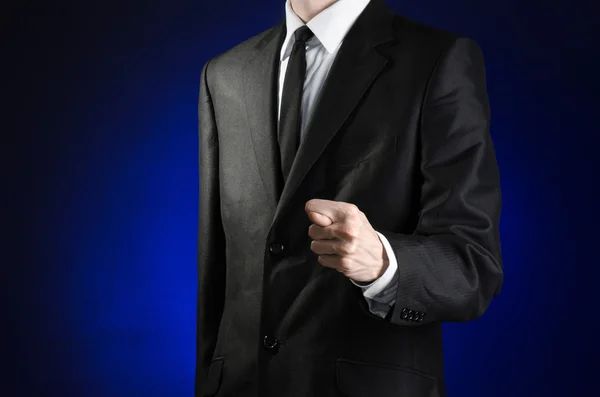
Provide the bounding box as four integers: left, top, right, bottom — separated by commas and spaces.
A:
278, 25, 314, 183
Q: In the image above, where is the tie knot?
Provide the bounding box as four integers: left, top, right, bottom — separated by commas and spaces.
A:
294, 25, 314, 43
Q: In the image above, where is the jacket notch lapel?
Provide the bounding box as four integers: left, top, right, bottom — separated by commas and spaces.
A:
271, 0, 397, 227
242, 23, 286, 214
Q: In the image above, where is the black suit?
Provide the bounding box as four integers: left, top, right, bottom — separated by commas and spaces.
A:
196, 0, 503, 396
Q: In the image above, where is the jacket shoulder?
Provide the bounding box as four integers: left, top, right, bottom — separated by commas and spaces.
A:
204, 24, 280, 73
200, 24, 281, 93
391, 14, 465, 54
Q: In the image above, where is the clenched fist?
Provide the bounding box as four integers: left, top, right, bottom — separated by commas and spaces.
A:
305, 198, 389, 283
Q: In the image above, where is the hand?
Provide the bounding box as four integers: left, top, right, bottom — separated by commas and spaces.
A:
305, 199, 389, 283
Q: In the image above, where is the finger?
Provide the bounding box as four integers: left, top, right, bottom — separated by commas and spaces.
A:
308, 223, 336, 240
306, 199, 356, 224
307, 210, 333, 227
326, 218, 361, 241
317, 254, 342, 270
310, 239, 338, 255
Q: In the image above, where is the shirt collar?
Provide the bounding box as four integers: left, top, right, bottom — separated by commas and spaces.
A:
280, 0, 371, 61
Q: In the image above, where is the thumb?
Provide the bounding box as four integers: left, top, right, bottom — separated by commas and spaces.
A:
308, 211, 333, 227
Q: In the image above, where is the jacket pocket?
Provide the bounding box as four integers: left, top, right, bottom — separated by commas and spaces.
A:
202, 357, 224, 396
336, 358, 440, 397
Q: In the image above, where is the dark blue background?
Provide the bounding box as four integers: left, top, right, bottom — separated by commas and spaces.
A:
5, 0, 599, 396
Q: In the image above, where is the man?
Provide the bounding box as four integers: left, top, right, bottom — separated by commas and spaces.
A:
196, 0, 503, 395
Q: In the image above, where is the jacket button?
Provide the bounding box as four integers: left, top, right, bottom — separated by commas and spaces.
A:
400, 308, 409, 319
263, 335, 279, 354
268, 243, 284, 254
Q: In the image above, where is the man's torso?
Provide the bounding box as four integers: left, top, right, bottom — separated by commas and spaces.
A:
200, 1, 459, 395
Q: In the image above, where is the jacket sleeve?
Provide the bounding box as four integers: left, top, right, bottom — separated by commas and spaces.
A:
195, 59, 227, 393
379, 37, 503, 326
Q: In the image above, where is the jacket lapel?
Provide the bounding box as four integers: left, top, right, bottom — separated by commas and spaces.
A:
242, 23, 286, 214
271, 0, 397, 226
242, 0, 397, 230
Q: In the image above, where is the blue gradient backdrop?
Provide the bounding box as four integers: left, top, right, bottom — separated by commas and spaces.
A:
5, 0, 599, 396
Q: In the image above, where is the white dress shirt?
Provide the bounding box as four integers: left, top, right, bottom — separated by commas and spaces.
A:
276, 0, 399, 318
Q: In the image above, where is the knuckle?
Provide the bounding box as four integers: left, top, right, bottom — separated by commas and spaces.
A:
345, 204, 360, 218
347, 240, 358, 253
338, 256, 353, 271
338, 240, 356, 255
339, 224, 358, 240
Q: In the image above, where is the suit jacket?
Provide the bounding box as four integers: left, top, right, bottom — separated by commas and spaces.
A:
196, 0, 503, 396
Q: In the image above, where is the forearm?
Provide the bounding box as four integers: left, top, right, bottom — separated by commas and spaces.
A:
381, 37, 503, 326
381, 231, 502, 325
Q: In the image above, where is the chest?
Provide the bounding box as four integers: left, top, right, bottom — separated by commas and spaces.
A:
277, 43, 340, 135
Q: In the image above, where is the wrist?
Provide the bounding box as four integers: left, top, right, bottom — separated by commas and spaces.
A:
372, 256, 389, 281
373, 233, 390, 280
